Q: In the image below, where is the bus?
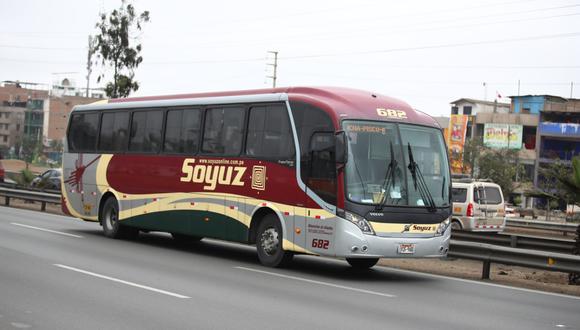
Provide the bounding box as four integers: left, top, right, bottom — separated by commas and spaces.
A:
62, 87, 452, 269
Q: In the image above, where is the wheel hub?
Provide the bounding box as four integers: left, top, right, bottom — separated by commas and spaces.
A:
260, 228, 279, 256
107, 209, 117, 229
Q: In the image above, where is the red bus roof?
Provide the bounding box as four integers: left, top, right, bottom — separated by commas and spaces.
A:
109, 86, 439, 128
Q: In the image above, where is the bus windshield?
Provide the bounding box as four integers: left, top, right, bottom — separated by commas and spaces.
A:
343, 121, 450, 208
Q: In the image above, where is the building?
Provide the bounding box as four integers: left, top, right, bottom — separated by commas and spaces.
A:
450, 98, 511, 139
510, 95, 580, 189
0, 81, 103, 159
448, 95, 580, 208
0, 106, 24, 152
448, 97, 538, 207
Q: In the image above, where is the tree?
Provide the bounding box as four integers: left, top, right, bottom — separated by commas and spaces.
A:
542, 157, 580, 206
93, 1, 150, 98
462, 138, 484, 178
477, 148, 522, 198
20, 136, 42, 169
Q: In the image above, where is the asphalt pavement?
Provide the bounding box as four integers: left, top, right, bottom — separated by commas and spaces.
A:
1, 206, 579, 330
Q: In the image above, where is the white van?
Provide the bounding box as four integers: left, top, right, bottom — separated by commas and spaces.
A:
451, 179, 506, 232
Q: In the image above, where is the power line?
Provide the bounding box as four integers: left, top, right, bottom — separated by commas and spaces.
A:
0, 44, 82, 51
2, 32, 579, 65
279, 32, 580, 60
239, 5, 580, 49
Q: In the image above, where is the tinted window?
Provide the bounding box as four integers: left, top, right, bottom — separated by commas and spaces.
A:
246, 105, 294, 160
290, 101, 336, 205
99, 112, 129, 152
202, 107, 244, 155
129, 110, 163, 152
452, 187, 467, 203
474, 186, 502, 204
68, 113, 99, 152
164, 109, 201, 154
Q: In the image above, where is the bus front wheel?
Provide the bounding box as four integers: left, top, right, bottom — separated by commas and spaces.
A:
101, 197, 138, 239
346, 257, 379, 269
256, 214, 293, 267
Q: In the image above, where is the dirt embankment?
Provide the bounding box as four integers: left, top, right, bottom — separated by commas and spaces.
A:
1, 159, 50, 175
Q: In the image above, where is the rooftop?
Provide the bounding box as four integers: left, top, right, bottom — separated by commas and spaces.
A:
450, 98, 510, 107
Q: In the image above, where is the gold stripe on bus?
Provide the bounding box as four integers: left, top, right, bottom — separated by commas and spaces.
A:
283, 239, 316, 255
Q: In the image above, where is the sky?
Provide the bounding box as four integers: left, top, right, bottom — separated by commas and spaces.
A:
1, 0, 579, 116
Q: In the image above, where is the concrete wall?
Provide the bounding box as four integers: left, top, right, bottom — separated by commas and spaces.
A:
511, 96, 545, 114
475, 112, 539, 126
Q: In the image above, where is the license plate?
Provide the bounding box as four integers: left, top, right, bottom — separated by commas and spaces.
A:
398, 243, 416, 254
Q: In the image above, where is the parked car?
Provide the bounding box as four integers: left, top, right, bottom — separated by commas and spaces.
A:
30, 169, 62, 190
451, 179, 506, 232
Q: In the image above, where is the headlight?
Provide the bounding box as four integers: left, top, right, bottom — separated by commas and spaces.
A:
345, 211, 375, 235
435, 218, 451, 236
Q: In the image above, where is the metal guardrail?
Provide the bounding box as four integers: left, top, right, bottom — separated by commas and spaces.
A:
1, 185, 579, 282
0, 185, 61, 212
451, 231, 575, 254
506, 218, 578, 235
449, 240, 580, 281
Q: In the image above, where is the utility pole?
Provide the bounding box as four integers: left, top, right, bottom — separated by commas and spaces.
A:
571, 81, 574, 98
483, 82, 487, 101
266, 51, 278, 88
86, 36, 94, 98
517, 79, 521, 96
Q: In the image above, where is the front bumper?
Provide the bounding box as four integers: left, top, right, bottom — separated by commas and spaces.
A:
333, 219, 451, 258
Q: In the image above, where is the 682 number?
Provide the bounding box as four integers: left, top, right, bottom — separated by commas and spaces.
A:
312, 239, 330, 249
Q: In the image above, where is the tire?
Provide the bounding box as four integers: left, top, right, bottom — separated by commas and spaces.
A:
101, 197, 138, 239
450, 220, 462, 231
256, 214, 293, 267
171, 233, 202, 244
346, 257, 379, 269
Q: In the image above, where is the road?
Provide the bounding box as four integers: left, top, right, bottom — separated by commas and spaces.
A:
1, 206, 579, 330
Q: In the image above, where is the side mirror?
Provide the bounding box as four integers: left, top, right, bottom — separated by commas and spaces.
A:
335, 131, 348, 166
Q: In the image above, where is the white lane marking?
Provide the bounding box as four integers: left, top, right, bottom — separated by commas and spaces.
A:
235, 266, 396, 298
383, 266, 580, 301
54, 264, 190, 299
11, 223, 83, 238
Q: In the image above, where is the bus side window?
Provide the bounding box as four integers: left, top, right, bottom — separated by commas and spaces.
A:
129, 110, 163, 153
164, 109, 201, 154
68, 113, 99, 152
245, 104, 294, 161
202, 107, 245, 155
290, 101, 336, 205
99, 112, 129, 152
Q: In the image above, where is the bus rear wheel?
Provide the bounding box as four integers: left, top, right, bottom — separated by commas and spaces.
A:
101, 197, 138, 239
346, 257, 379, 269
256, 214, 293, 267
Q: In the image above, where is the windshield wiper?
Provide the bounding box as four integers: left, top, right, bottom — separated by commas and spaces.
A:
376, 142, 397, 211
407, 143, 437, 212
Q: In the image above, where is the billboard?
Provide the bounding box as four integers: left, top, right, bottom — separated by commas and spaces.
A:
483, 123, 523, 149
448, 115, 469, 173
